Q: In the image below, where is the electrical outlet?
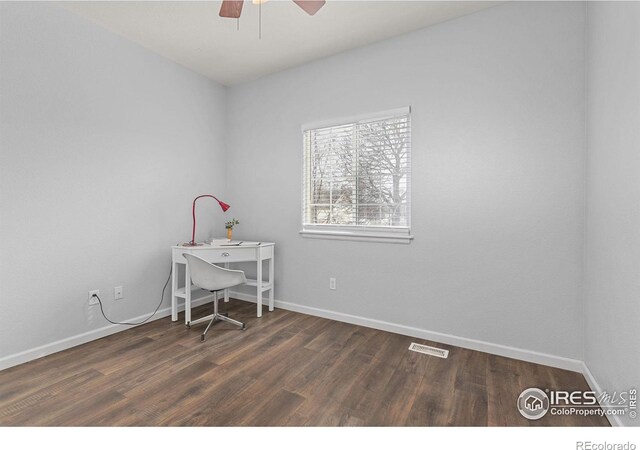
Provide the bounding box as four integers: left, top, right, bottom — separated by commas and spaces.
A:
329, 278, 336, 290
88, 289, 99, 306
114, 286, 123, 300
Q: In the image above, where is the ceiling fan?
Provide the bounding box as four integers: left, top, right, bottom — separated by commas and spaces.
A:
219, 0, 326, 19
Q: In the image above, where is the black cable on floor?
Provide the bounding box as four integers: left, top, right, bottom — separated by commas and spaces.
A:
93, 262, 172, 326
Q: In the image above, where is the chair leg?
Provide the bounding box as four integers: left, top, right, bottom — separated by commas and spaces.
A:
201, 315, 220, 341
200, 295, 246, 341
217, 314, 246, 330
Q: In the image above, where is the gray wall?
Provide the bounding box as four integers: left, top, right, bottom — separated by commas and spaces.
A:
227, 1, 587, 359
0, 3, 228, 359
585, 2, 640, 427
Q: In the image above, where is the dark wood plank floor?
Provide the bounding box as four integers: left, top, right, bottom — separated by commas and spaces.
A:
0, 300, 609, 426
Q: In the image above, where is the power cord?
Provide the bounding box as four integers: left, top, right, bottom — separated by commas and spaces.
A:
92, 262, 172, 326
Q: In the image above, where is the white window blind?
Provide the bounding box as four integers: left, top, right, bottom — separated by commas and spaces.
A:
301, 108, 412, 243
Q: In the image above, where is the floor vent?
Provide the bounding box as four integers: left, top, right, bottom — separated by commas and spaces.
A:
408, 343, 449, 359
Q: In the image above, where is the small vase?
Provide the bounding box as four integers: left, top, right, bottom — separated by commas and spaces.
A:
226, 228, 233, 241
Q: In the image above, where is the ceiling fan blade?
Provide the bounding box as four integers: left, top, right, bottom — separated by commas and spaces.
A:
219, 0, 244, 18
293, 0, 326, 16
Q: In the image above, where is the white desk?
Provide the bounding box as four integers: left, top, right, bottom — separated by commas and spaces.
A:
171, 241, 275, 324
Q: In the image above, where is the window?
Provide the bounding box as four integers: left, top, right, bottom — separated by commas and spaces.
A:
301, 107, 412, 243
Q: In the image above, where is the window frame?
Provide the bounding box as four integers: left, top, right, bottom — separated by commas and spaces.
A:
299, 107, 413, 244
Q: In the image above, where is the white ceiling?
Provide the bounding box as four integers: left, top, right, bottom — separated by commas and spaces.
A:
60, 1, 501, 86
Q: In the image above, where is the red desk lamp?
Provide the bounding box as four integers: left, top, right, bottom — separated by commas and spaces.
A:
184, 194, 230, 246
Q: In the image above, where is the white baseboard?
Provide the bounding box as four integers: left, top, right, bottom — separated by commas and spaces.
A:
581, 362, 621, 427
0, 295, 215, 372
229, 290, 584, 373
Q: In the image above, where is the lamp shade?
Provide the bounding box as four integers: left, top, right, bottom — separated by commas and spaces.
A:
218, 200, 231, 212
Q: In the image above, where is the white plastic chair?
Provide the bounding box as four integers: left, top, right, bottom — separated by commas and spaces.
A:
183, 253, 247, 341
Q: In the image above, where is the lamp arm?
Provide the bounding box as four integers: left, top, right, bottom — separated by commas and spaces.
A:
191, 195, 225, 245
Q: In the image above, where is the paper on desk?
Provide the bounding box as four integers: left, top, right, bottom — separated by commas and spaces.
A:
208, 239, 230, 246
212, 240, 262, 246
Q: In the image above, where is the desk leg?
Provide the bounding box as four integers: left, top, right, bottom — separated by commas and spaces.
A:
256, 259, 263, 318
224, 262, 230, 303
268, 254, 274, 312
171, 261, 178, 321
185, 263, 192, 325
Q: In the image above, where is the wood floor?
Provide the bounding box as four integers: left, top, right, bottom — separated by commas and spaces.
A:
0, 299, 609, 426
